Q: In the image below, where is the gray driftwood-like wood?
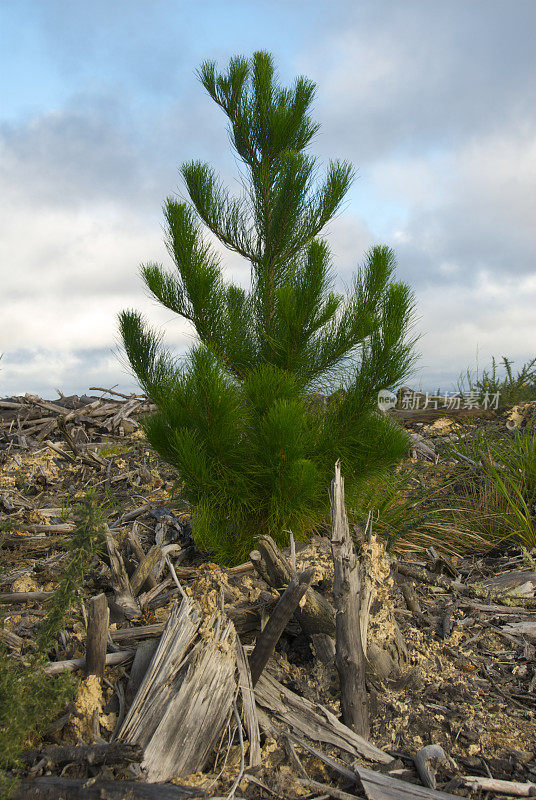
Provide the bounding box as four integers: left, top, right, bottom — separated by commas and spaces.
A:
414, 744, 447, 789
254, 670, 391, 764
141, 615, 236, 781
85, 592, 109, 678
130, 545, 163, 596
252, 535, 336, 636
120, 597, 237, 782
12, 776, 205, 800
21, 742, 142, 768
44, 650, 134, 675
330, 460, 369, 738
355, 766, 462, 800
460, 775, 536, 796
119, 599, 201, 748
249, 568, 315, 686
126, 639, 159, 705
104, 525, 140, 617
235, 638, 261, 768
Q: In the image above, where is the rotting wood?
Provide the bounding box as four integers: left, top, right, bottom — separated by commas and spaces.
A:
12, 776, 206, 800
252, 535, 336, 636
130, 544, 163, 596
254, 670, 391, 764
460, 775, 536, 796
249, 568, 315, 686
330, 460, 369, 737
21, 742, 142, 768
414, 744, 447, 790
44, 650, 134, 675
120, 597, 237, 782
140, 614, 236, 781
85, 592, 109, 678
104, 525, 140, 618
0, 591, 53, 604
126, 639, 159, 706
127, 521, 157, 590
119, 599, 202, 748
355, 765, 463, 799
235, 637, 261, 768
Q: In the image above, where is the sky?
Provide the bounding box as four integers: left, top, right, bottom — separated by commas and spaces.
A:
1, 0, 535, 398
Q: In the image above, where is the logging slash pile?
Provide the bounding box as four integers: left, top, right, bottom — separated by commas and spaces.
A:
1, 390, 536, 799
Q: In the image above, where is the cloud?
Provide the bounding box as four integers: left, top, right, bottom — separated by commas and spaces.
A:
1, 0, 535, 398
302, 0, 536, 162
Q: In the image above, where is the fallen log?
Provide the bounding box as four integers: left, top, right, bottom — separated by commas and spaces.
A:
12, 776, 205, 800
459, 775, 536, 797
44, 650, 134, 675
20, 742, 142, 768
355, 765, 463, 799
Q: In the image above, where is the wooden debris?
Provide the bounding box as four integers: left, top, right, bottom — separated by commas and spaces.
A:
104, 525, 140, 618
44, 650, 134, 675
85, 593, 109, 678
120, 597, 237, 781
249, 567, 314, 686
459, 775, 536, 796
125, 639, 159, 705
355, 765, 463, 799
413, 744, 447, 789
254, 670, 392, 763
235, 638, 261, 768
12, 776, 205, 799
330, 460, 369, 737
20, 742, 142, 768
251, 535, 336, 635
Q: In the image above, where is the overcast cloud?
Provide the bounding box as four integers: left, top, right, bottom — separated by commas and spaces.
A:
1, 0, 535, 397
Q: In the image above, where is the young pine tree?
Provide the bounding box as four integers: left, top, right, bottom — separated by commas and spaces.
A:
120, 51, 417, 564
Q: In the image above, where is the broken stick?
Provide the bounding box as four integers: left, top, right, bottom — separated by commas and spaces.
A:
249, 568, 315, 686
85, 593, 109, 678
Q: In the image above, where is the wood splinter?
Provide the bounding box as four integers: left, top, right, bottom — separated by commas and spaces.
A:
249, 568, 315, 686
85, 593, 109, 678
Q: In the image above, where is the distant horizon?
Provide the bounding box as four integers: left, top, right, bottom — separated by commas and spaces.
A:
2, 350, 528, 402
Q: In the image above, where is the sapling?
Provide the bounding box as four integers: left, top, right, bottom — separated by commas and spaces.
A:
120, 51, 417, 563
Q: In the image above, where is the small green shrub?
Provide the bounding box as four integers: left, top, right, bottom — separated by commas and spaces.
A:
458, 355, 536, 412
37, 490, 107, 652
120, 51, 417, 564
0, 490, 108, 794
0, 642, 74, 799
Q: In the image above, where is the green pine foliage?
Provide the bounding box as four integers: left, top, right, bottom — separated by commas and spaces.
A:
0, 641, 74, 799
120, 51, 417, 564
0, 490, 107, 795
36, 490, 107, 653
